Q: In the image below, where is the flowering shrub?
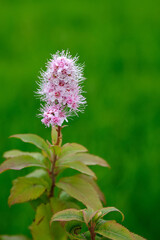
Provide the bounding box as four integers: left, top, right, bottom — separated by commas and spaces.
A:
0, 51, 146, 240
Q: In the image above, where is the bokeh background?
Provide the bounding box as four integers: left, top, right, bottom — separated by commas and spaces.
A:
0, 0, 160, 239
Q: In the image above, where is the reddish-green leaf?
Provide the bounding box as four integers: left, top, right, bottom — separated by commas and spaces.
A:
26, 169, 51, 189
79, 174, 106, 204
30, 203, 53, 240
96, 207, 124, 222
131, 233, 146, 240
10, 134, 50, 155
60, 143, 87, 157
95, 220, 134, 240
51, 208, 84, 223
58, 161, 97, 179
50, 197, 80, 215
3, 150, 44, 161
8, 177, 47, 206
56, 175, 103, 210
82, 208, 95, 224
0, 155, 46, 174
0, 236, 30, 240
58, 153, 109, 168
30, 203, 67, 240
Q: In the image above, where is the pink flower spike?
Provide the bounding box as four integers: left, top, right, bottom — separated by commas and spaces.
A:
37, 50, 86, 127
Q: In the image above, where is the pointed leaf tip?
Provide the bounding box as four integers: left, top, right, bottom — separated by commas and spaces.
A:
97, 207, 124, 222
58, 161, 97, 179
95, 221, 135, 240
56, 174, 103, 210
59, 153, 110, 168
10, 134, 50, 156
0, 155, 46, 174
131, 233, 147, 240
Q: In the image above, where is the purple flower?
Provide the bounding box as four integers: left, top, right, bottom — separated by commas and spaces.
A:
37, 50, 86, 127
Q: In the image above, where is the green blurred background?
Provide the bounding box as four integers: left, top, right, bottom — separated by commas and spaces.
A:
0, 0, 160, 239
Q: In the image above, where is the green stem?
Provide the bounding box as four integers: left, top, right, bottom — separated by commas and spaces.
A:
49, 126, 61, 198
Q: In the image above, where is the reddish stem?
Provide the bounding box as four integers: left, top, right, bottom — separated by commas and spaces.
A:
89, 222, 96, 240
56, 126, 61, 146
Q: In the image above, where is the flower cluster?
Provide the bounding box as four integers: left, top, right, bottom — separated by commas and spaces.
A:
37, 51, 86, 127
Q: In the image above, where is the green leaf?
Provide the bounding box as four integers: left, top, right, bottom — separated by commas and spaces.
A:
58, 161, 97, 179
95, 236, 104, 240
51, 127, 58, 144
27, 171, 50, 209
95, 221, 134, 240
95, 207, 124, 222
30, 203, 67, 240
82, 231, 91, 240
10, 134, 50, 156
95, 218, 108, 230
82, 208, 95, 224
50, 197, 68, 213
65, 221, 85, 240
3, 150, 45, 161
58, 191, 81, 210
60, 143, 88, 157
131, 233, 146, 240
66, 232, 85, 240
53, 145, 61, 156
79, 175, 106, 204
30, 203, 53, 240
50, 197, 80, 214
26, 169, 51, 190
0, 155, 47, 174
83, 231, 103, 240
51, 209, 84, 223
59, 191, 77, 202
82, 231, 103, 240
64, 201, 81, 210
8, 177, 47, 206
58, 153, 110, 168
0, 236, 30, 240
27, 168, 50, 179
56, 174, 103, 210
29, 194, 48, 210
